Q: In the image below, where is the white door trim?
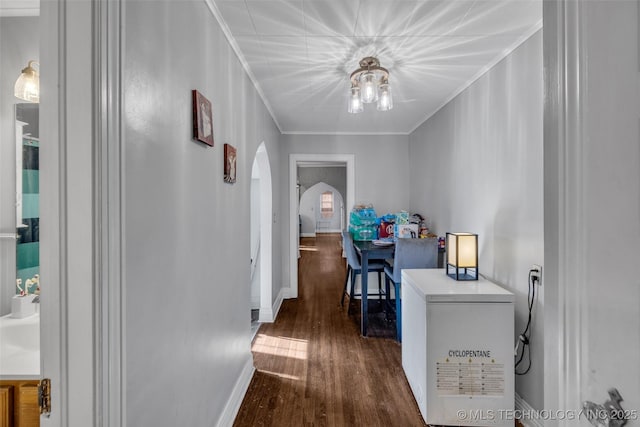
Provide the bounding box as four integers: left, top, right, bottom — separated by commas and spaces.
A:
39, 0, 65, 423
255, 143, 274, 322
543, 0, 587, 420
288, 154, 355, 298
40, 0, 102, 425
95, 0, 125, 425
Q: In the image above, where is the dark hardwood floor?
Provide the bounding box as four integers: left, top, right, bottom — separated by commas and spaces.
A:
234, 234, 524, 427
234, 234, 426, 426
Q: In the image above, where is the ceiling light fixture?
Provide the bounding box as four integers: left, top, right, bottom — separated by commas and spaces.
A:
347, 57, 392, 114
14, 60, 39, 103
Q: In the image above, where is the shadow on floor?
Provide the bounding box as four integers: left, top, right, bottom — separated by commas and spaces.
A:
345, 298, 397, 340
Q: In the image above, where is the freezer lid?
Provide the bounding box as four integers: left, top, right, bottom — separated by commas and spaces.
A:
401, 268, 514, 303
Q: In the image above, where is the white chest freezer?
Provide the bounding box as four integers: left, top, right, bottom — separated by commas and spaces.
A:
401, 269, 514, 426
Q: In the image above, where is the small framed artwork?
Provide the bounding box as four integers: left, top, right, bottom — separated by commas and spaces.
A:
192, 89, 214, 147
224, 143, 237, 184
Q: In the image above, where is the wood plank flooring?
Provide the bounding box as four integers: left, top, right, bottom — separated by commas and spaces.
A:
234, 234, 523, 427
234, 234, 426, 426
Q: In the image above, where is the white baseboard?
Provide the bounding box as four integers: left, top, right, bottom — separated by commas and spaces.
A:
258, 306, 273, 323
259, 287, 286, 323
303, 229, 341, 235
515, 393, 543, 427
272, 287, 285, 320
216, 356, 255, 427
281, 285, 296, 299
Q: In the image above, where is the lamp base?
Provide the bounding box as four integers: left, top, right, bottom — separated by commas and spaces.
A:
447, 265, 478, 281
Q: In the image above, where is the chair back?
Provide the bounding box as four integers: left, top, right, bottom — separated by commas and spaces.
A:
390, 237, 438, 282
342, 230, 361, 269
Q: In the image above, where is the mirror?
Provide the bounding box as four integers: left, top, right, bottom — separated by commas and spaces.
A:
15, 103, 40, 296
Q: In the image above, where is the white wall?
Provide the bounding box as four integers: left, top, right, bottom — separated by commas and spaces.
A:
281, 134, 410, 290
282, 134, 410, 214
0, 17, 39, 316
408, 31, 544, 409
298, 166, 347, 206
122, 1, 281, 425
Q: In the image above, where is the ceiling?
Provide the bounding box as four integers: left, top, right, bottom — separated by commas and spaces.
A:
1, 0, 542, 135
0, 0, 38, 16
211, 0, 542, 135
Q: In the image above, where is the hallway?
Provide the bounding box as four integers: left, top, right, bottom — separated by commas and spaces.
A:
234, 234, 426, 426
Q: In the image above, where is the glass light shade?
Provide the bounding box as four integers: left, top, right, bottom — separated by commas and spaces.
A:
377, 82, 393, 111
359, 71, 378, 104
348, 86, 363, 114
14, 61, 39, 103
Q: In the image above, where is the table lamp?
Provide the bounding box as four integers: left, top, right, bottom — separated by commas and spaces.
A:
446, 232, 478, 280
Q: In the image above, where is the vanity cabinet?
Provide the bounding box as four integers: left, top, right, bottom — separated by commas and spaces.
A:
0, 380, 39, 427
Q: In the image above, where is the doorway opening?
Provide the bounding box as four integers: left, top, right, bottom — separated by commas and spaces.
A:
251, 143, 274, 329
0, 21, 41, 421
299, 181, 345, 237
288, 154, 355, 298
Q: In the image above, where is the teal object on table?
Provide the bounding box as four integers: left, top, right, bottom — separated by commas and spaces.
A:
349, 207, 378, 241
349, 224, 378, 241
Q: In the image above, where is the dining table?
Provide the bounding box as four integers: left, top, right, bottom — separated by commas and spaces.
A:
352, 239, 395, 337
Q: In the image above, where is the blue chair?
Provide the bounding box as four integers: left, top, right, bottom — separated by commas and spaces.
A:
384, 237, 438, 341
341, 231, 385, 315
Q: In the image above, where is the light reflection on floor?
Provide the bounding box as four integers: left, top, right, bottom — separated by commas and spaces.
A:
252, 333, 309, 361
257, 368, 300, 381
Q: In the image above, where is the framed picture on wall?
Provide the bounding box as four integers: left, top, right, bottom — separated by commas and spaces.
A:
224, 144, 237, 184
192, 89, 214, 147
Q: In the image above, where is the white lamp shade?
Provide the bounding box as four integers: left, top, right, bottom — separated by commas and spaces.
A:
14, 62, 39, 103
447, 235, 456, 266
447, 233, 477, 268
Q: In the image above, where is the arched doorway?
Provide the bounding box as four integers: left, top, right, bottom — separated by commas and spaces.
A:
299, 182, 345, 237
250, 143, 274, 324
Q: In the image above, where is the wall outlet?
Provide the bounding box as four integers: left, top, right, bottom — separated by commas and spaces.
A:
531, 264, 542, 285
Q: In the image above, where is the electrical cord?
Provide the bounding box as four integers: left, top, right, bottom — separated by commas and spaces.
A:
515, 269, 537, 375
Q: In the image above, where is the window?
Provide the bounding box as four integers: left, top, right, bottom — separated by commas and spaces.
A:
320, 191, 333, 218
